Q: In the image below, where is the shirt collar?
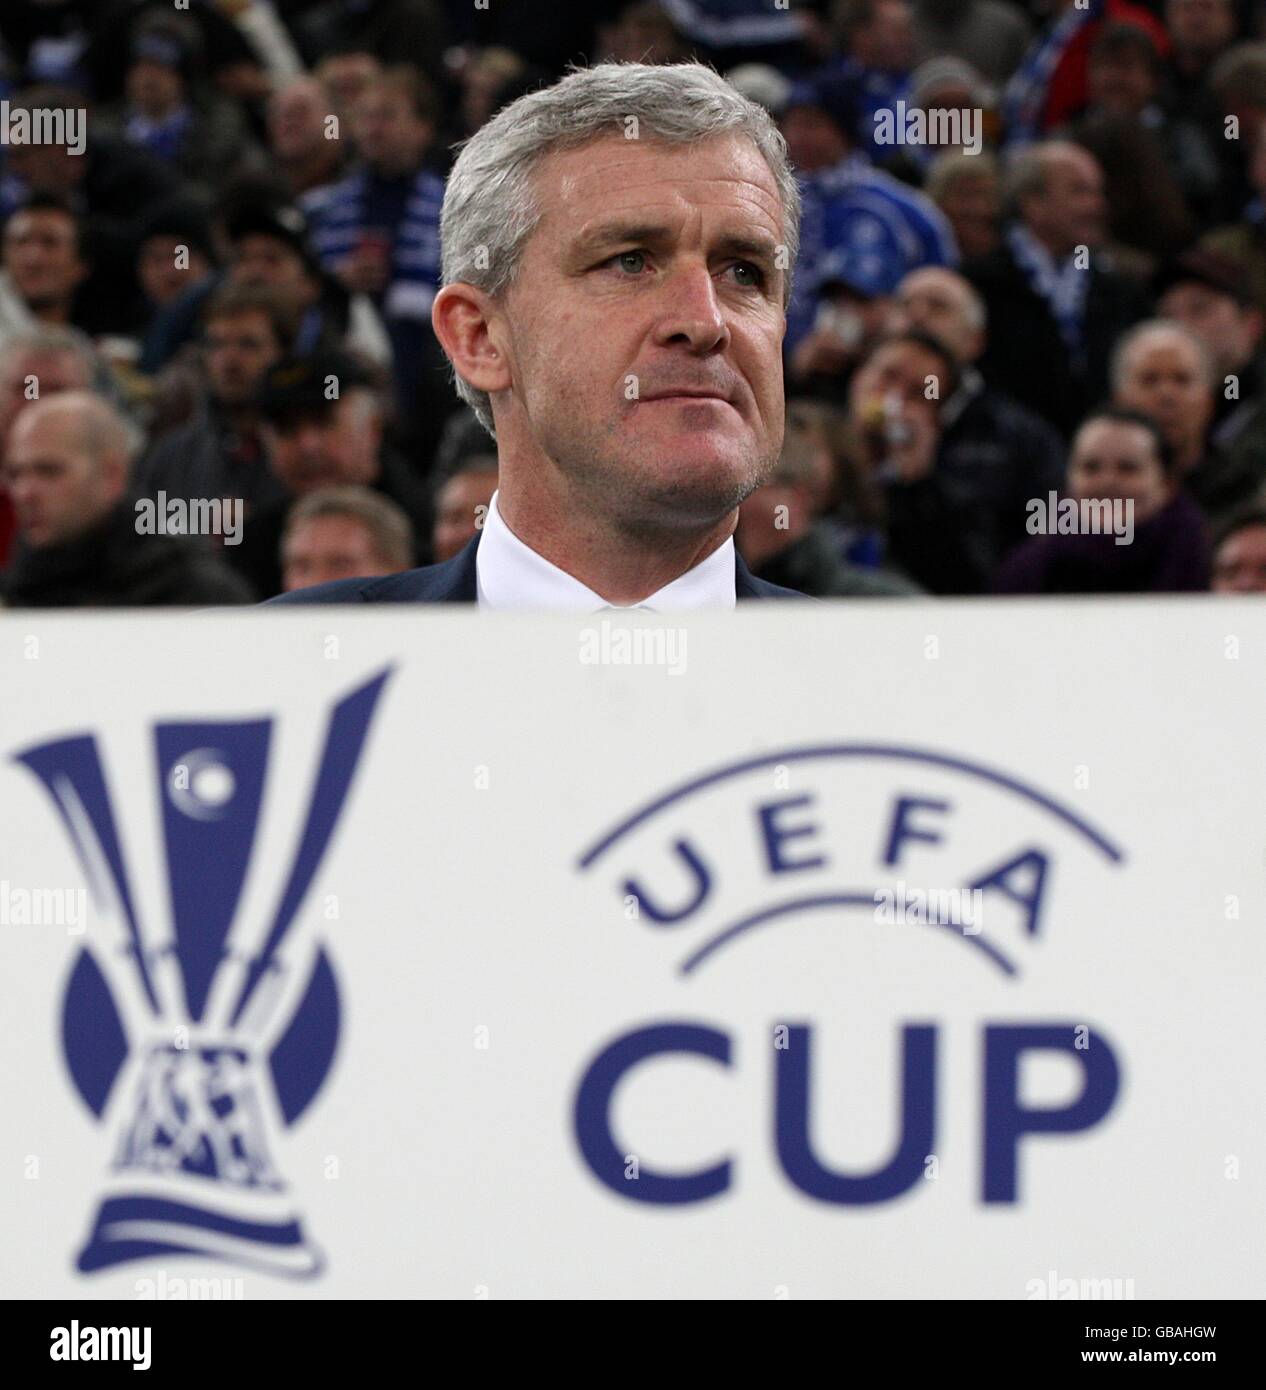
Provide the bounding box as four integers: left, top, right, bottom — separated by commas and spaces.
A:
475, 490, 737, 612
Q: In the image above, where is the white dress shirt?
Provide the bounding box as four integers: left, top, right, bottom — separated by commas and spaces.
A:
474, 491, 737, 612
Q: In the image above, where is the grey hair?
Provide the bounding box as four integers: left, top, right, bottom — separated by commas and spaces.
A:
0, 324, 101, 385
1111, 319, 1219, 394
283, 484, 414, 569
1001, 140, 1089, 217
925, 148, 998, 202
439, 60, 803, 438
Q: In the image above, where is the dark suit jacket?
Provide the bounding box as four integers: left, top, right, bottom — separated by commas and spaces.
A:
964, 242, 1149, 438
267, 534, 806, 604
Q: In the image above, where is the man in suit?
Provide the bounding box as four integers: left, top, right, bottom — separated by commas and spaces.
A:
271, 61, 807, 608
963, 140, 1148, 439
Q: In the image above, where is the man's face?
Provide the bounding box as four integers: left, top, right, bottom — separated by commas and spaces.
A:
139, 234, 208, 306
3, 409, 121, 548
1068, 418, 1171, 523
1166, 0, 1236, 61
1024, 149, 1106, 255
0, 349, 90, 447
352, 89, 430, 172
3, 209, 86, 310
433, 467, 496, 563
849, 340, 946, 427
1213, 523, 1266, 593
1116, 334, 1214, 454
780, 106, 848, 175
318, 54, 380, 123
269, 80, 329, 160
204, 310, 282, 407
1159, 282, 1261, 373
126, 59, 184, 117
231, 235, 316, 310
266, 395, 380, 496
492, 132, 788, 531
1088, 51, 1156, 117
892, 268, 982, 364
933, 171, 998, 260
854, 0, 915, 74
283, 513, 396, 590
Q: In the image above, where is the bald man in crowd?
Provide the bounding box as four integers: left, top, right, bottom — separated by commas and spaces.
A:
1112, 319, 1265, 527
889, 266, 1064, 569
1, 392, 252, 607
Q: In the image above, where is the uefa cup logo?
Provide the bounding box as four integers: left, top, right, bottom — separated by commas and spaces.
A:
13, 669, 391, 1278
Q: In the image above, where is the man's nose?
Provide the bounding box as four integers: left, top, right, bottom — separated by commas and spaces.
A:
295, 423, 326, 449
654, 261, 728, 351
9, 475, 37, 505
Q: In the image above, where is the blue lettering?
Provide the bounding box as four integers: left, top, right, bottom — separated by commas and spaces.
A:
574, 1023, 732, 1203
982, 1024, 1121, 1202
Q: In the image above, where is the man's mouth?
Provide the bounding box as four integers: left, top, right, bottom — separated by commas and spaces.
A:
642, 391, 734, 408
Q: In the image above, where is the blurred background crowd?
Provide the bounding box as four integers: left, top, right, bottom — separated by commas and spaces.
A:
2, 0, 1266, 606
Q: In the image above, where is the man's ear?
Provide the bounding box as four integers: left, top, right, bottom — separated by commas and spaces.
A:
101, 450, 129, 503
432, 283, 513, 398
365, 404, 384, 452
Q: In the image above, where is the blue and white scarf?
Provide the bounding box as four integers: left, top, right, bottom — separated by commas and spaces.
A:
1002, 0, 1105, 148
1006, 222, 1090, 362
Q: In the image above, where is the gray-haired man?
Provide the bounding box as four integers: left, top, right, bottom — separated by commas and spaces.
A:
273, 61, 807, 608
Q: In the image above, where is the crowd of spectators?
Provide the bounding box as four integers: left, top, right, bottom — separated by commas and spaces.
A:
2, 0, 1266, 606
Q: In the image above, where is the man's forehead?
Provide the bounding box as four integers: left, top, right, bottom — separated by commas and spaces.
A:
534, 132, 784, 236
8, 210, 71, 235
1047, 149, 1097, 181
1075, 420, 1151, 453
874, 341, 930, 371
12, 414, 79, 452
1131, 335, 1198, 369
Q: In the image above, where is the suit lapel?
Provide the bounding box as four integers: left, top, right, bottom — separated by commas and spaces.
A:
430, 533, 480, 602
734, 550, 762, 600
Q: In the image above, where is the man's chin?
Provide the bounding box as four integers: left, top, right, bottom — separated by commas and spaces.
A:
628, 456, 763, 529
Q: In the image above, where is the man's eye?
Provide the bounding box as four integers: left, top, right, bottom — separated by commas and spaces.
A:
729, 261, 766, 288
613, 250, 646, 274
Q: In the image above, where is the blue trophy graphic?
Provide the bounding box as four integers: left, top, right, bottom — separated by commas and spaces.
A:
13, 669, 391, 1277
